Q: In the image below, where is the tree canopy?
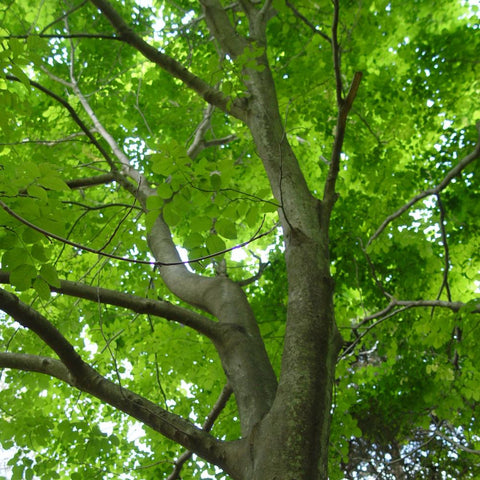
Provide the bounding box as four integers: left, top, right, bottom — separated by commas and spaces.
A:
0, 0, 480, 479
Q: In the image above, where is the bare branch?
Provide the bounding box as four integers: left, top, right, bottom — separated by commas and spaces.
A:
89, 0, 247, 120
368, 121, 480, 246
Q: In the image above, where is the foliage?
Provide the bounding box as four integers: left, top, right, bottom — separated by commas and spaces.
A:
0, 0, 480, 479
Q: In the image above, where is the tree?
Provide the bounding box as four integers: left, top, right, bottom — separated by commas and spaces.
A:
0, 0, 479, 478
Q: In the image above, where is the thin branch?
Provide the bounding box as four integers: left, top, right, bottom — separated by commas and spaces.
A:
89, 0, 247, 120
341, 298, 480, 359
236, 253, 268, 286
0, 271, 217, 338
436, 426, 480, 455
387, 434, 437, 465
69, 75, 153, 202
5, 74, 137, 197
285, 1, 332, 44
167, 383, 233, 480
435, 194, 452, 302
368, 121, 480, 246
39, 0, 89, 34
187, 104, 215, 159
1, 33, 121, 40
320, 71, 362, 228
0, 199, 277, 266
0, 131, 93, 146
331, 0, 342, 105
341, 306, 411, 359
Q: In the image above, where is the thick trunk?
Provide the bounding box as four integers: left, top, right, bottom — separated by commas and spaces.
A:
246, 234, 343, 480
239, 58, 343, 478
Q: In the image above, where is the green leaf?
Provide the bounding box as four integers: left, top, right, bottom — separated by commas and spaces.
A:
190, 215, 212, 232
206, 235, 226, 256
30, 243, 49, 262
27, 184, 48, 202
10, 264, 37, 290
157, 183, 173, 199
146, 195, 163, 211
38, 175, 70, 191
40, 264, 60, 288
245, 206, 260, 228
163, 202, 181, 226
33, 277, 51, 300
2, 248, 30, 270
183, 232, 204, 250
210, 173, 222, 191
215, 218, 237, 239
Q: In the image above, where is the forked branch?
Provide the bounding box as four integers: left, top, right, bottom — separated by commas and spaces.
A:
0, 289, 234, 471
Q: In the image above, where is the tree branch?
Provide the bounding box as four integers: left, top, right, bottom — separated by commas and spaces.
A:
331, 0, 342, 105
0, 271, 218, 339
285, 1, 331, 44
5, 74, 138, 197
0, 287, 86, 375
368, 121, 480, 246
1, 34, 121, 40
198, 0, 248, 57
89, 0, 247, 120
341, 298, 480, 359
0, 296, 235, 474
66, 173, 116, 189
0, 352, 73, 384
63, 59, 154, 203
320, 71, 362, 228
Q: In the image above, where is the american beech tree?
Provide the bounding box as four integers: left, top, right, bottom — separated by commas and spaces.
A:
0, 1, 479, 479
